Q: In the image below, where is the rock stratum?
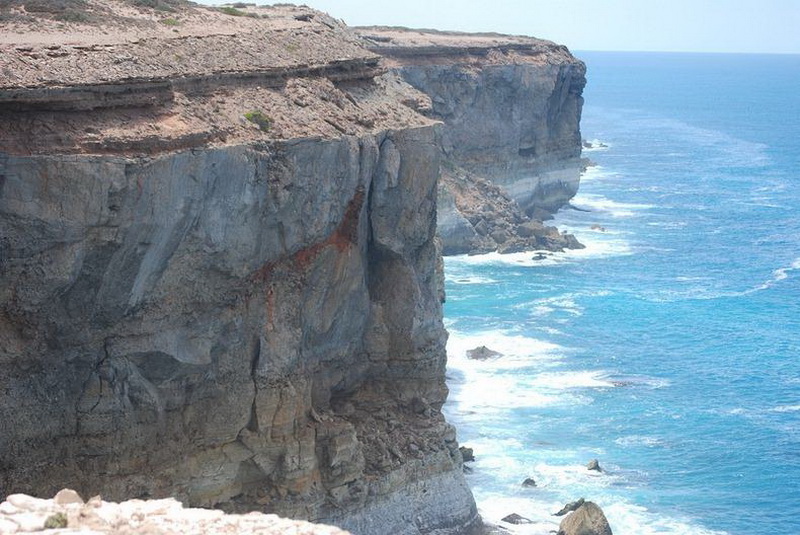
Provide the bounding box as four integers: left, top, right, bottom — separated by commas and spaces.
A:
0, 2, 585, 534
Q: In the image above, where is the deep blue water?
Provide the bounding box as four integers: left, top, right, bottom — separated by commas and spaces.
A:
443, 52, 800, 534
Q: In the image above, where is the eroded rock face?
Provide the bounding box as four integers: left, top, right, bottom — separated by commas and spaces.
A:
0, 128, 477, 533
357, 29, 587, 255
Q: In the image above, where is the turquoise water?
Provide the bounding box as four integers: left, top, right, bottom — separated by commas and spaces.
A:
443, 52, 800, 534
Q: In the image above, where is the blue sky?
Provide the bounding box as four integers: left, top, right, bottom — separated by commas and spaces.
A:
197, 1, 800, 54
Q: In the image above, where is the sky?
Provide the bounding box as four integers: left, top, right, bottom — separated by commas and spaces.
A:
196, 1, 800, 54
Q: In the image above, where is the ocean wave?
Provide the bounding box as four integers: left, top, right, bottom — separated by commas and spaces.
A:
645, 114, 770, 170
614, 435, 668, 448
467, 462, 727, 535
604, 501, 729, 535
444, 274, 498, 285
445, 233, 633, 269
528, 370, 615, 390
770, 404, 800, 413
447, 373, 584, 411
749, 257, 800, 292
521, 295, 584, 318
447, 331, 565, 365
569, 193, 654, 218
644, 257, 800, 302
582, 138, 612, 152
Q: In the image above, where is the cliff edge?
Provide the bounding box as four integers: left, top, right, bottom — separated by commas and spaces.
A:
356, 28, 586, 255
1, 2, 477, 534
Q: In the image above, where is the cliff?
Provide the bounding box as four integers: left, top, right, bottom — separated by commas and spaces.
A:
0, 3, 477, 534
355, 28, 586, 254
0, 2, 586, 533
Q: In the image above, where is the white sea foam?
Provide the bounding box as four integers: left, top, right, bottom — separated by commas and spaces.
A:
447, 331, 565, 366
468, 469, 728, 535
603, 501, 729, 535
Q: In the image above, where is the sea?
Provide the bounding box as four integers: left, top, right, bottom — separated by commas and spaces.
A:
442, 52, 800, 534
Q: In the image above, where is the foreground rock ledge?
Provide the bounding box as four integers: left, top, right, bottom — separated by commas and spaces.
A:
0, 490, 350, 534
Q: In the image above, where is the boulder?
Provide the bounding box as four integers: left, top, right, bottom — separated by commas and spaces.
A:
460, 446, 475, 463
587, 459, 602, 472
517, 221, 547, 238
466, 346, 503, 361
490, 229, 509, 244
557, 501, 613, 535
521, 477, 537, 488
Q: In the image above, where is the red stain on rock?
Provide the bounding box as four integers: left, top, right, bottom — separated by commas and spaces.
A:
292, 185, 365, 270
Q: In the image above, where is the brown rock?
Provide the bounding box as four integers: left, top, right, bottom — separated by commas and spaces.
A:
557, 501, 613, 535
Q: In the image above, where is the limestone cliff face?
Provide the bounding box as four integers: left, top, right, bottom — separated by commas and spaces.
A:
357, 29, 586, 254
0, 3, 477, 534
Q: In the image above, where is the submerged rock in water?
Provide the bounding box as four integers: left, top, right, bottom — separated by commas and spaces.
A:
501, 513, 533, 525
556, 501, 613, 535
521, 477, 537, 487
466, 345, 503, 360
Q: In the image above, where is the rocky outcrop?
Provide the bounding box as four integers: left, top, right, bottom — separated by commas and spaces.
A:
0, 490, 351, 534
0, 3, 478, 534
356, 28, 586, 255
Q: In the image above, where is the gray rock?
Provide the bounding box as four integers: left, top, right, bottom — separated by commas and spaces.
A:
587, 459, 603, 472
501, 513, 532, 525
557, 501, 613, 535
521, 477, 537, 488
466, 346, 503, 361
